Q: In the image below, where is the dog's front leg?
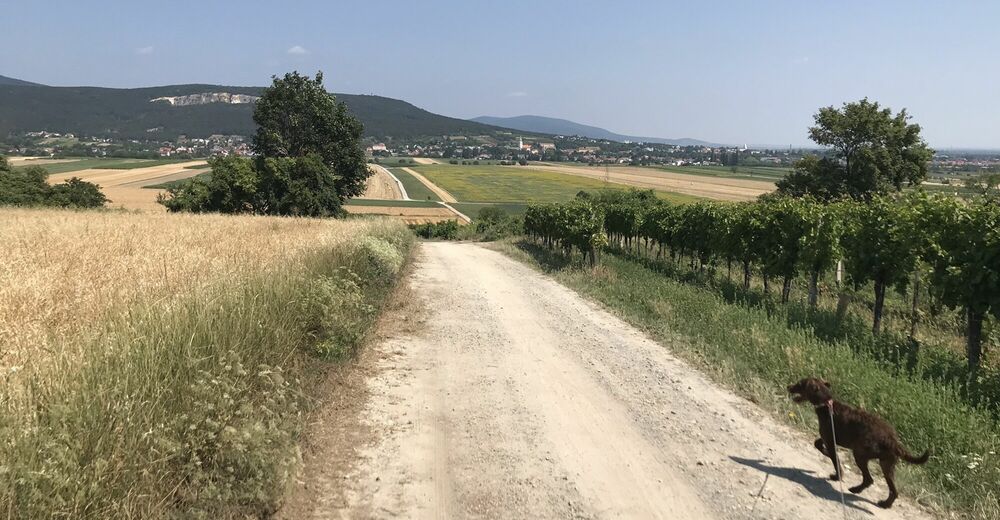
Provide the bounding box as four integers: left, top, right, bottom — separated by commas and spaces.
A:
820, 430, 843, 480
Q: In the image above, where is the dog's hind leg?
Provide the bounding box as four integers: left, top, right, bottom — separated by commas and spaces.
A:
848, 453, 874, 494
876, 456, 899, 509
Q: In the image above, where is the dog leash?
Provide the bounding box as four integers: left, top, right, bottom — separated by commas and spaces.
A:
827, 399, 849, 520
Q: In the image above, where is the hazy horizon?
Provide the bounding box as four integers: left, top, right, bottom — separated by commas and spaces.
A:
3, 0, 998, 148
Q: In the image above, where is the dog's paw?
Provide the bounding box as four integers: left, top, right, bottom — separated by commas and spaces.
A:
876, 500, 894, 509
828, 473, 841, 481
848, 484, 867, 494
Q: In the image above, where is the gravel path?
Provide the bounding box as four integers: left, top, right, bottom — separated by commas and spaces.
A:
284, 242, 935, 519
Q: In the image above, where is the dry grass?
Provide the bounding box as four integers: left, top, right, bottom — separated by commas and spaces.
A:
0, 207, 415, 517
0, 208, 370, 378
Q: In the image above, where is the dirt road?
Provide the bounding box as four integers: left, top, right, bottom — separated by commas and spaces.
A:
284, 242, 933, 519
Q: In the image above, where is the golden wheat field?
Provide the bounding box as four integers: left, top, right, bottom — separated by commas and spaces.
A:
0, 208, 381, 379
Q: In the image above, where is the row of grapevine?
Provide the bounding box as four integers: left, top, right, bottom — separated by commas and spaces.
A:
524, 191, 1000, 370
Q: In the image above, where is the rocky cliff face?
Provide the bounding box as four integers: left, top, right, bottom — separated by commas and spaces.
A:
150, 92, 259, 106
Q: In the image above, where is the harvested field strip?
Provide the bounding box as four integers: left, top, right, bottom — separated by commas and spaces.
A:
0, 209, 413, 517
346, 198, 440, 208
412, 164, 705, 204
527, 163, 775, 201
359, 165, 404, 200
390, 168, 441, 201
401, 167, 458, 202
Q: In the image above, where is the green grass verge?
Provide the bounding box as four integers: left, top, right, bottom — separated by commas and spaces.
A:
388, 168, 440, 201
345, 198, 441, 208
412, 164, 704, 203
495, 240, 1000, 519
0, 222, 414, 518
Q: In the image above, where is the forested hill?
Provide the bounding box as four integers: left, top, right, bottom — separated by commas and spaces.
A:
0, 82, 506, 140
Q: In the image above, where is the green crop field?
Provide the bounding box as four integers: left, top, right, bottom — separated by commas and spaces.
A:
412, 164, 704, 204
144, 171, 211, 189
389, 168, 440, 201
14, 158, 187, 175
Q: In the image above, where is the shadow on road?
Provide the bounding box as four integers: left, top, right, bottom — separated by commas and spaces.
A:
730, 456, 877, 516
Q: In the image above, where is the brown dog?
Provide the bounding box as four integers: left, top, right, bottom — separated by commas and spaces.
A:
787, 377, 929, 509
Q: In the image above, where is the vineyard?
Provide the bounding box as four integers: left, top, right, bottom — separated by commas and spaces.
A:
526, 191, 1000, 373
519, 190, 1000, 516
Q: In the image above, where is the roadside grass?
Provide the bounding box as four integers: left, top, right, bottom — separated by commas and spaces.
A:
0, 209, 413, 518
495, 240, 1000, 519
389, 168, 441, 201
412, 164, 703, 203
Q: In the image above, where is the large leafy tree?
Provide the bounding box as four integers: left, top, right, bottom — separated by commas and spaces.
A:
0, 157, 107, 208
253, 71, 369, 199
161, 71, 369, 215
778, 99, 933, 201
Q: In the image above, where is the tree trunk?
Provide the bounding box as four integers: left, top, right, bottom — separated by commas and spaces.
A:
808, 270, 820, 308
836, 292, 852, 322
763, 274, 770, 294
781, 276, 792, 303
967, 307, 984, 372
909, 272, 921, 342
743, 261, 751, 291
872, 280, 887, 335
727, 259, 733, 282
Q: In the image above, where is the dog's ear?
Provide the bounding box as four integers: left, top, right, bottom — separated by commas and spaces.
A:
820, 379, 831, 389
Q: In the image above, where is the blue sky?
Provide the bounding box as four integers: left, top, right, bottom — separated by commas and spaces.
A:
3, 1, 998, 148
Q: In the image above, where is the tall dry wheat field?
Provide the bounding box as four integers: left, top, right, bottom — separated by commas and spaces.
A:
0, 208, 413, 518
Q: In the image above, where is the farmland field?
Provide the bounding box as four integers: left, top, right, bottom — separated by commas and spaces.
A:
654, 164, 792, 181
526, 163, 776, 201
410, 164, 706, 204
390, 167, 441, 201
0, 208, 413, 516
358, 165, 404, 200
13, 157, 198, 175
38, 160, 208, 211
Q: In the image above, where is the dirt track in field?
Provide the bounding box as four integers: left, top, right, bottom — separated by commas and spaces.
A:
360, 166, 405, 200
46, 160, 208, 211
527, 163, 775, 201
281, 242, 933, 520
401, 167, 458, 203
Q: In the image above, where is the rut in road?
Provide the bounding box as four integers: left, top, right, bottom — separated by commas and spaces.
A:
284, 242, 934, 520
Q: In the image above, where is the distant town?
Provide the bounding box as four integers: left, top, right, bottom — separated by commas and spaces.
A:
5, 130, 1000, 179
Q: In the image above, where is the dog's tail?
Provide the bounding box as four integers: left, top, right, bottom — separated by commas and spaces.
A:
897, 446, 931, 465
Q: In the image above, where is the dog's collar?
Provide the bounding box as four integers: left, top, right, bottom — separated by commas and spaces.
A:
814, 399, 834, 411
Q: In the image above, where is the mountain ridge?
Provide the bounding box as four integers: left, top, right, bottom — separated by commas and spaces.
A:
471, 114, 718, 147
0, 77, 512, 140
